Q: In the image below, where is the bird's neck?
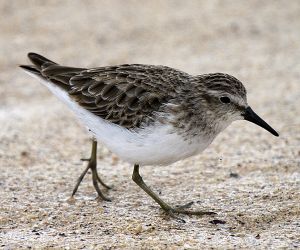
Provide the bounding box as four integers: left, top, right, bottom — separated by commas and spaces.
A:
165, 84, 231, 142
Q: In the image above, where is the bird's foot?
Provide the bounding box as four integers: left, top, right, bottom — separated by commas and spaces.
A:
71, 157, 112, 200
80, 157, 112, 189
163, 202, 217, 222
91, 165, 112, 202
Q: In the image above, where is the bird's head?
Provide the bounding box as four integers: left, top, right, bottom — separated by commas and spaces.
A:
196, 73, 279, 136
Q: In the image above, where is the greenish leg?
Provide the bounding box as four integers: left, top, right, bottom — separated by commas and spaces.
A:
71, 140, 111, 201
132, 164, 216, 221
71, 163, 90, 196
94, 166, 112, 190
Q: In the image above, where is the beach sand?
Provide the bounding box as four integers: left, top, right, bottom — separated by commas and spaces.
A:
0, 0, 299, 248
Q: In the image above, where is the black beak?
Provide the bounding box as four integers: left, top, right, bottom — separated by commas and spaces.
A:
243, 107, 279, 137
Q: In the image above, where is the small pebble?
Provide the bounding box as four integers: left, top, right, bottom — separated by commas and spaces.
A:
229, 172, 239, 178
210, 219, 226, 225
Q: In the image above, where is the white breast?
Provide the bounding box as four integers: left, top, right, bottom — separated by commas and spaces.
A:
86, 120, 212, 166
26, 73, 213, 166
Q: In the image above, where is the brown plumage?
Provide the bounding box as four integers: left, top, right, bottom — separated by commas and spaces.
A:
20, 53, 249, 133
21, 53, 193, 129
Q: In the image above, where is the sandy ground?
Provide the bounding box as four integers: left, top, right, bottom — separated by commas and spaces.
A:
0, 0, 300, 249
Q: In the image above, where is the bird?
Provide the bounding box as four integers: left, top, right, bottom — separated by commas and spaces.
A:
20, 52, 279, 220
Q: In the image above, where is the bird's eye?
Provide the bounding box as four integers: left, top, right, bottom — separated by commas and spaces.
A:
220, 96, 231, 104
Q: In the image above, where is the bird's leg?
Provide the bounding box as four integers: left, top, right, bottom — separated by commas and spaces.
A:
132, 164, 216, 221
94, 166, 112, 190
71, 140, 111, 201
71, 163, 90, 196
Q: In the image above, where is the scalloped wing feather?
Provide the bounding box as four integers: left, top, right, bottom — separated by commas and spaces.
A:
39, 63, 189, 128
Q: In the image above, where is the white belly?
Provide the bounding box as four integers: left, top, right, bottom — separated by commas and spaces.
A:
80, 116, 211, 165
27, 73, 212, 165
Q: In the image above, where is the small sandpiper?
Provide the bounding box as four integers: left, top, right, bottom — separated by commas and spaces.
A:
20, 53, 279, 219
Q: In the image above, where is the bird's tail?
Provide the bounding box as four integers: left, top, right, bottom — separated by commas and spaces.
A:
20, 52, 87, 91
19, 52, 57, 76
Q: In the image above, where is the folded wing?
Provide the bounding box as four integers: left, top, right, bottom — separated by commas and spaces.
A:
21, 53, 188, 129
